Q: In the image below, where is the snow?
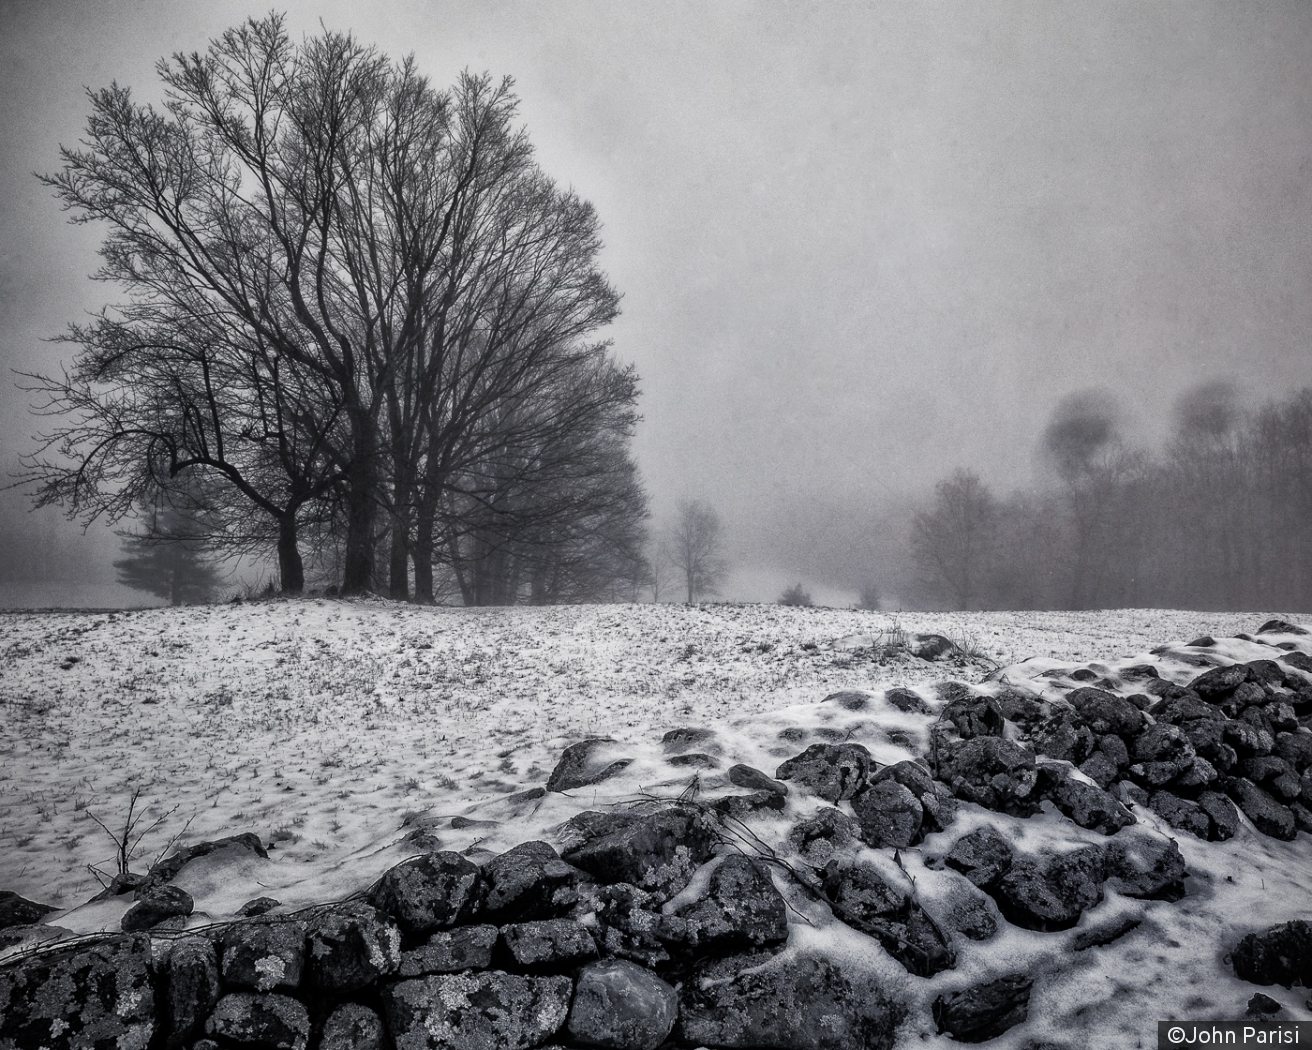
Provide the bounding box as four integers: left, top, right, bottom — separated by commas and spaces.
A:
1, 599, 1310, 1048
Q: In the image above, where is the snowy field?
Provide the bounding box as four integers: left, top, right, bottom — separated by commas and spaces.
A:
2, 599, 1310, 1048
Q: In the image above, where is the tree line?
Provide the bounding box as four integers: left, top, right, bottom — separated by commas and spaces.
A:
19, 15, 647, 604
910, 383, 1312, 611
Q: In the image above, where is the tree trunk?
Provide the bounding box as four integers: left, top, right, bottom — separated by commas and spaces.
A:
342, 482, 376, 595
412, 503, 435, 605
277, 515, 305, 594
388, 510, 410, 601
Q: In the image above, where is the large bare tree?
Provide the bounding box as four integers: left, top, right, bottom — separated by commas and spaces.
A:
664, 498, 727, 603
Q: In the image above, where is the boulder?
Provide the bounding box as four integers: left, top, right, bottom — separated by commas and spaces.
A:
662, 727, 715, 752
480, 841, 582, 923
0, 891, 56, 929
1247, 993, 1284, 1017
164, 938, 220, 1049
774, 743, 873, 802
992, 847, 1105, 931
220, 920, 305, 992
138, 833, 267, 894
1078, 751, 1120, 789
994, 689, 1047, 726
1067, 687, 1146, 737
1232, 920, 1312, 988
711, 791, 788, 821
728, 763, 789, 795
850, 779, 924, 848
1129, 724, 1197, 786
1103, 832, 1187, 900
1229, 779, 1297, 840
935, 737, 1042, 816
121, 885, 192, 932
1032, 711, 1097, 765
499, 918, 598, 970
1151, 693, 1223, 725
1173, 756, 1219, 791
381, 972, 572, 1050
1042, 770, 1135, 834
368, 851, 482, 939
679, 855, 788, 950
941, 696, 1004, 739
1275, 732, 1312, 772
560, 806, 716, 900
932, 973, 1033, 1043
822, 863, 954, 977
788, 808, 860, 866
207, 993, 310, 1050
239, 897, 280, 917
1225, 721, 1276, 758
547, 739, 632, 792
944, 827, 1015, 889
1199, 791, 1241, 841
321, 1004, 385, 1050
1259, 619, 1309, 636
669, 753, 719, 769
1148, 791, 1210, 839
885, 687, 930, 714
593, 883, 685, 968
1189, 665, 1250, 699
398, 924, 498, 977
678, 950, 901, 1050
823, 690, 873, 711
305, 902, 401, 994
567, 959, 678, 1050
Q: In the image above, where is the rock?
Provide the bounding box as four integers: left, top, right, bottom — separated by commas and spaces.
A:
219, 919, 305, 992
788, 808, 860, 865
1103, 832, 1187, 900
1148, 791, 1210, 838
941, 696, 1004, 739
1131, 724, 1197, 781
1067, 688, 1146, 737
480, 841, 582, 923
728, 763, 788, 795
1189, 665, 1250, 699
774, 743, 873, 802
1032, 712, 1097, 765
207, 992, 310, 1050
1226, 721, 1276, 757
239, 896, 280, 917
399, 924, 499, 977
162, 939, 219, 1044
305, 902, 401, 993
500, 918, 598, 969
1243, 755, 1293, 784
680, 855, 789, 950
367, 851, 482, 939
935, 737, 1042, 816
912, 634, 959, 660
933, 973, 1033, 1043
711, 790, 788, 820
0, 933, 155, 1050
1151, 693, 1223, 725
1042, 771, 1135, 834
992, 847, 1105, 931
1247, 992, 1284, 1016
669, 752, 719, 769
1292, 802, 1312, 833
678, 950, 901, 1050
1246, 660, 1289, 686
547, 739, 633, 792
381, 972, 572, 1050
321, 1003, 385, 1050
560, 806, 716, 900
994, 689, 1047, 725
1199, 791, 1241, 840
1229, 779, 1297, 840
885, 687, 930, 713
1070, 914, 1142, 952
1259, 619, 1309, 636
592, 883, 683, 968
822, 863, 954, 976
1275, 732, 1312, 772
944, 827, 1015, 889
1079, 751, 1120, 788
0, 891, 56, 929
850, 779, 924, 848
1282, 651, 1312, 674
1112, 780, 1150, 808
823, 690, 873, 711
90, 871, 147, 901
567, 959, 678, 1050
137, 833, 266, 895
1174, 756, 1219, 791
1232, 920, 1312, 988
1098, 733, 1131, 769
942, 883, 999, 941
121, 885, 193, 932
662, 727, 715, 752
1187, 635, 1216, 648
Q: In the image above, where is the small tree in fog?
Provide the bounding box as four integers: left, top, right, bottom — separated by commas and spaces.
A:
778, 583, 813, 607
114, 508, 222, 606
855, 580, 881, 611
666, 498, 727, 602
910, 469, 998, 609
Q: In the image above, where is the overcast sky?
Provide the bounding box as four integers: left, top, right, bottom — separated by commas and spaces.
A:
2, 1, 1310, 605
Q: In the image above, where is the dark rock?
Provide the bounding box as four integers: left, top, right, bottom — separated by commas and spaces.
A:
1179, 719, 1226, 762
1292, 802, 1312, 833
592, 884, 682, 968
500, 918, 598, 969
870, 758, 934, 796
0, 890, 56, 929
680, 855, 788, 950
1112, 780, 1150, 808
137, 833, 267, 896
944, 827, 1015, 889
885, 687, 930, 713
788, 808, 860, 865
728, 763, 788, 795
1227, 682, 1270, 717
992, 847, 1106, 931
1032, 712, 1097, 765
941, 696, 1005, 739
711, 790, 788, 820
1246, 660, 1289, 687
668, 752, 719, 769
1282, 651, 1312, 674
1079, 751, 1119, 788
399, 924, 499, 977
662, 727, 715, 752
774, 743, 873, 802
207, 992, 311, 1050
935, 737, 1042, 816
1269, 704, 1300, 734
568, 959, 678, 1050
239, 896, 280, 917
1176, 754, 1220, 791
822, 863, 954, 976
1187, 635, 1216, 648
913, 634, 959, 660
381, 972, 572, 1050
1067, 688, 1146, 737
1244, 755, 1293, 784
219, 919, 305, 991
1071, 914, 1142, 951
368, 851, 482, 938
1148, 791, 1210, 839
1042, 771, 1135, 834
305, 902, 401, 994
1151, 693, 1223, 725
164, 937, 220, 1049
121, 884, 192, 932
1097, 733, 1131, 769
994, 689, 1047, 725
0, 933, 155, 1050
320, 1003, 385, 1050
933, 973, 1033, 1043
1199, 791, 1241, 840
90, 871, 147, 901
1189, 665, 1250, 699
1103, 833, 1187, 900
1232, 920, 1312, 988
1259, 619, 1309, 636
1229, 779, 1297, 840
481, 841, 582, 923
944, 886, 999, 941
678, 950, 901, 1050
1247, 992, 1284, 1016
560, 806, 716, 900
1120, 664, 1162, 681
823, 690, 873, 711
851, 779, 924, 848
1275, 732, 1312, 772
1132, 723, 1197, 768
547, 738, 632, 792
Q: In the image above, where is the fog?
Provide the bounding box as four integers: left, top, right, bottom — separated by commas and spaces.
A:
2, 1, 1310, 608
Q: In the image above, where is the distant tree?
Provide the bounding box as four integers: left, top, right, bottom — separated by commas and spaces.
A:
910, 469, 998, 609
778, 583, 813, 607
665, 498, 727, 602
855, 580, 881, 611
114, 508, 223, 606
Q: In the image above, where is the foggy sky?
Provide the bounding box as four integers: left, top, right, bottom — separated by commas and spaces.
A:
2, 1, 1310, 606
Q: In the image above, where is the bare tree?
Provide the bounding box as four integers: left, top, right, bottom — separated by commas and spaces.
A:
665, 498, 727, 602
910, 469, 998, 609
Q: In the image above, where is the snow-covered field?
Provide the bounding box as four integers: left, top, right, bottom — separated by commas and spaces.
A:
2, 599, 1310, 1048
